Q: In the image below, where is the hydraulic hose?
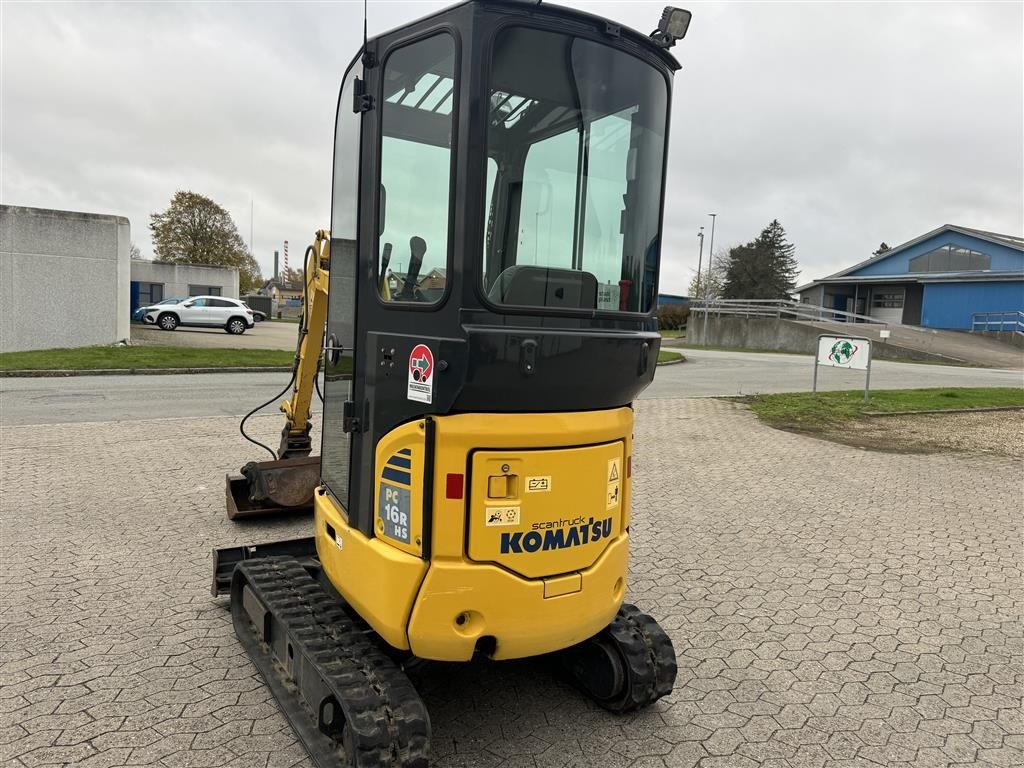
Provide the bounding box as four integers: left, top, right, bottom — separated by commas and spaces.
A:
237, 244, 322, 458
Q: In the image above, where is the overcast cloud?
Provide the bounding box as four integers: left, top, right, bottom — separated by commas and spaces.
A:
2, 0, 1021, 293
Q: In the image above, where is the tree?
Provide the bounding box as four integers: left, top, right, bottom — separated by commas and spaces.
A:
873, 242, 891, 257
687, 251, 729, 300
150, 191, 262, 294
129, 242, 142, 260
722, 219, 799, 299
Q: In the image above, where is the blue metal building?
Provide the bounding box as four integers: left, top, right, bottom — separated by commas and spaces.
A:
797, 225, 1023, 329
656, 293, 689, 307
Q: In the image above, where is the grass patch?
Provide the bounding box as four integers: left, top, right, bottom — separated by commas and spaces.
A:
743, 388, 1024, 432
269, 316, 302, 323
659, 329, 686, 339
0, 345, 297, 371
658, 350, 684, 364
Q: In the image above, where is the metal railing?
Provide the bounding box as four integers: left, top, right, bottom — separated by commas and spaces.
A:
971, 310, 1024, 333
689, 298, 888, 327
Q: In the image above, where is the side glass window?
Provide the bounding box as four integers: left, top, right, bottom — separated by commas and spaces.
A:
322, 59, 363, 511
377, 34, 456, 304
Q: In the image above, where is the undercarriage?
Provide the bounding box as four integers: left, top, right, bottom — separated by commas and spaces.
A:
225, 554, 677, 767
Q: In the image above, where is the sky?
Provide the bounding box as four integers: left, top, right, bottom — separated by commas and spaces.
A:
2, 0, 1022, 294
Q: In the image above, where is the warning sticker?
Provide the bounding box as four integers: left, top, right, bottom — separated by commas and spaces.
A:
526, 476, 551, 493
407, 344, 434, 404
606, 457, 621, 510
485, 506, 521, 526
606, 483, 620, 510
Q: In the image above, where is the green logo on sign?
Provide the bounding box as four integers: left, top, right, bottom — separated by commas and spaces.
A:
828, 339, 859, 365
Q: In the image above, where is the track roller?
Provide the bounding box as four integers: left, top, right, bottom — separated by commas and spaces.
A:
556, 603, 677, 713
230, 557, 429, 768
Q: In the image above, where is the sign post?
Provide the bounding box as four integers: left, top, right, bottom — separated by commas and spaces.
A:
813, 335, 873, 403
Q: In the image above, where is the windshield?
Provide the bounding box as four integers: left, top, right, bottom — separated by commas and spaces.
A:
483, 28, 669, 313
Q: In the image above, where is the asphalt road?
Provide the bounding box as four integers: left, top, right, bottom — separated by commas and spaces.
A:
2, 349, 1021, 427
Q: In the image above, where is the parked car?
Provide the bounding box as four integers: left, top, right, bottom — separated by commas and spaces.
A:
141, 296, 255, 334
248, 307, 267, 322
132, 297, 185, 322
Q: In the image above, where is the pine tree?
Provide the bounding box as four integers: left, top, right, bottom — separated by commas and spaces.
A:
722, 220, 798, 299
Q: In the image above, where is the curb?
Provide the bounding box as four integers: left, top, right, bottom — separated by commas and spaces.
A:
1, 366, 295, 378
863, 405, 1024, 417
657, 357, 686, 366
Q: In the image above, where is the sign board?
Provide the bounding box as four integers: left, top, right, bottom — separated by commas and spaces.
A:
817, 336, 871, 371
813, 334, 874, 402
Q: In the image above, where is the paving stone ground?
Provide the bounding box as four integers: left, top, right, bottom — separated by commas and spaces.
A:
1, 399, 1021, 768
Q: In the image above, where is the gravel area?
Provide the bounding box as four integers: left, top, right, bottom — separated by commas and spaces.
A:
837, 409, 1024, 458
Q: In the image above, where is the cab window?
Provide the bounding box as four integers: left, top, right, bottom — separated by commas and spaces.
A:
377, 34, 457, 304
482, 28, 669, 313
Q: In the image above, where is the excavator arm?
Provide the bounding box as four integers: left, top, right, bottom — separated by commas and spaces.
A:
278, 230, 331, 458
225, 230, 330, 519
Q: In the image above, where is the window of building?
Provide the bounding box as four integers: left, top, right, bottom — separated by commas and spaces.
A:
138, 282, 164, 306
872, 290, 904, 309
376, 33, 457, 304
188, 285, 222, 296
908, 244, 991, 273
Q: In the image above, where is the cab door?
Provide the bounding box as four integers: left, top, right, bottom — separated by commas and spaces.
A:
320, 60, 363, 515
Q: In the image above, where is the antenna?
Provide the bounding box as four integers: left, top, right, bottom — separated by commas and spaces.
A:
363, 0, 368, 53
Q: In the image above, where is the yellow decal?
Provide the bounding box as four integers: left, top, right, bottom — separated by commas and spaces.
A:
606, 457, 621, 510
526, 476, 551, 493
485, 506, 521, 526
607, 458, 620, 482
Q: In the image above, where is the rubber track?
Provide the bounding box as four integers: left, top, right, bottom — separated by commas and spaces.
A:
595, 603, 678, 713
232, 557, 429, 767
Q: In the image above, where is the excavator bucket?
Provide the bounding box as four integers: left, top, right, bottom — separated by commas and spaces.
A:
225, 456, 319, 519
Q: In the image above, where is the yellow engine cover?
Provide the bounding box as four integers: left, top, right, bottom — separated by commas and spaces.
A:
467, 443, 624, 578
316, 408, 635, 661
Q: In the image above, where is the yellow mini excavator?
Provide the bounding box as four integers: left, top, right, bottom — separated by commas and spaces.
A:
212, 1, 692, 765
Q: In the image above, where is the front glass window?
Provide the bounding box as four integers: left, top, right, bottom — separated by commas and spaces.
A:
483, 28, 669, 312
377, 34, 456, 304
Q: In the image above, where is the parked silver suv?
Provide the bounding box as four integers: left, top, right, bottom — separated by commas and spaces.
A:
142, 295, 255, 334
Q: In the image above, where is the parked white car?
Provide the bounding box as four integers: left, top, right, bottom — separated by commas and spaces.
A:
142, 296, 256, 334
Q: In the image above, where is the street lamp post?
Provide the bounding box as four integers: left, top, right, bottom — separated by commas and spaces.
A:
703, 213, 717, 346
695, 226, 705, 301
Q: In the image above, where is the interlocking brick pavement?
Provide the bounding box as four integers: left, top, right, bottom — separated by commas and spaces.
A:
1, 399, 1021, 767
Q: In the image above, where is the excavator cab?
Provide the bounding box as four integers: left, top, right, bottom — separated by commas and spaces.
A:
215, 2, 690, 765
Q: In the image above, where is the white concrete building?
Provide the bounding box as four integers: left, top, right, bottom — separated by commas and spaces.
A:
130, 261, 239, 311
0, 205, 130, 353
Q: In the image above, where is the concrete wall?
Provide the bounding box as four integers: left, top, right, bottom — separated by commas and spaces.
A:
1, 205, 130, 353
687, 315, 956, 363
130, 261, 239, 305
